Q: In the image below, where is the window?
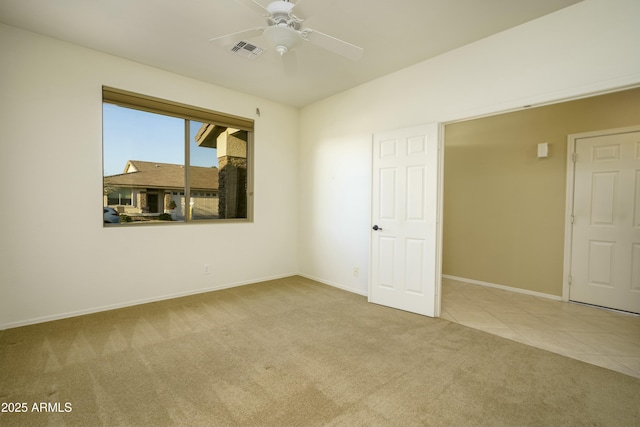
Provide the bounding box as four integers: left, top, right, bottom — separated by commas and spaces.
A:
102, 87, 253, 225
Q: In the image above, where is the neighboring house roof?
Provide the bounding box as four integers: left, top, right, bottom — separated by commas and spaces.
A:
104, 160, 218, 191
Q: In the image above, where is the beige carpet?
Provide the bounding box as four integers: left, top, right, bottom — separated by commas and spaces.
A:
1, 276, 639, 426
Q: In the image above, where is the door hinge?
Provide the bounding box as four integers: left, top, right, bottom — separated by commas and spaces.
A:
570, 214, 575, 224
568, 275, 572, 285
572, 152, 577, 162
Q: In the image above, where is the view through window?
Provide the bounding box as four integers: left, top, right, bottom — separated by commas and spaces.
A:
102, 88, 252, 225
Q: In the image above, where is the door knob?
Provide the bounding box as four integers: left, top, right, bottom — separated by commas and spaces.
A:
372, 225, 382, 231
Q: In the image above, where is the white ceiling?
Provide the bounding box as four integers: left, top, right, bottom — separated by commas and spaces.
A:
0, 0, 582, 107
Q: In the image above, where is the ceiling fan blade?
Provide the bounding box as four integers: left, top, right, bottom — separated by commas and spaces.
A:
234, 0, 268, 15
303, 29, 363, 60
209, 27, 265, 47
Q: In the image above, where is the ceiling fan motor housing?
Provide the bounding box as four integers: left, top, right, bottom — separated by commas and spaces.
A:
266, 1, 301, 29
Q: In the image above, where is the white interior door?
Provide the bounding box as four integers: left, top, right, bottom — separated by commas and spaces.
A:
569, 127, 640, 314
369, 123, 442, 317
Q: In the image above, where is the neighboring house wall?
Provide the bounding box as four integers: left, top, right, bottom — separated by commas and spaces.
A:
170, 193, 219, 220
190, 194, 219, 218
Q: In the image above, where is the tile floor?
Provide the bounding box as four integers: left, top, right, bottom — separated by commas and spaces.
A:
440, 278, 640, 378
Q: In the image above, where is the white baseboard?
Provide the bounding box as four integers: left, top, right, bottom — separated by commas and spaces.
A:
442, 275, 562, 301
298, 273, 369, 297
0, 272, 297, 331
2, 273, 562, 330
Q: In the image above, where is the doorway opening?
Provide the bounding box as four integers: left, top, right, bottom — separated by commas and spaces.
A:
441, 87, 640, 310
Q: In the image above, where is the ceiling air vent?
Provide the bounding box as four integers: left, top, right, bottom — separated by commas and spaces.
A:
230, 41, 264, 59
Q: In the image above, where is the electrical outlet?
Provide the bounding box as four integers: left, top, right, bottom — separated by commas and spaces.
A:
353, 267, 359, 277
204, 264, 210, 275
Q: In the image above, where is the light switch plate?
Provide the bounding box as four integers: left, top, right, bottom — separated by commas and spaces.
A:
537, 142, 549, 158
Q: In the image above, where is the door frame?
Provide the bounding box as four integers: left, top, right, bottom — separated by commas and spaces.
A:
435, 124, 445, 316
562, 125, 640, 303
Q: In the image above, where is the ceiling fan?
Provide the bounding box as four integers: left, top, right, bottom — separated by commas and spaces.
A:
210, 0, 363, 61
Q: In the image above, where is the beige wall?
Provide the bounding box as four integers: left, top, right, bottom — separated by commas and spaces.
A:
443, 88, 640, 296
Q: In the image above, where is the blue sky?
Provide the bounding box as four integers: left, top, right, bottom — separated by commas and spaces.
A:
103, 104, 218, 176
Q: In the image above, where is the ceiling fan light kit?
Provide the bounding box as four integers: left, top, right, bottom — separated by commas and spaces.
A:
263, 25, 299, 56
210, 0, 363, 62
